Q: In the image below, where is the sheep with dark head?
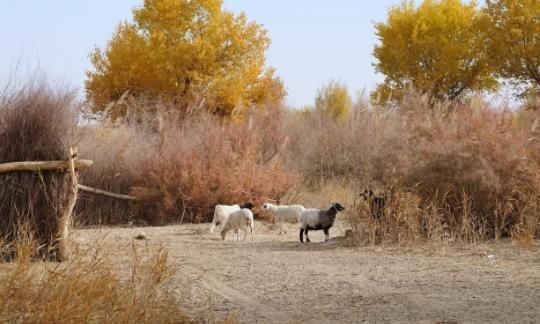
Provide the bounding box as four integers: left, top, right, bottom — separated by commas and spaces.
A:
299, 202, 345, 243
210, 202, 254, 233
221, 203, 255, 242
361, 189, 385, 219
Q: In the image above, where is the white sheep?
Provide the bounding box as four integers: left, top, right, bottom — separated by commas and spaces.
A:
210, 204, 239, 233
299, 202, 345, 243
262, 202, 305, 234
221, 208, 254, 242
209, 202, 254, 233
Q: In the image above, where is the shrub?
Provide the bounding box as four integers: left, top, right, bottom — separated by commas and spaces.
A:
284, 98, 407, 187
288, 91, 540, 242
130, 108, 300, 224
76, 124, 152, 225
0, 78, 78, 259
398, 98, 538, 239
77, 103, 300, 225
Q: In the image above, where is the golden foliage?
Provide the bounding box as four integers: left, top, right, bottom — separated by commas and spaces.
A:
315, 80, 352, 120
484, 0, 540, 99
86, 0, 284, 119
372, 0, 498, 104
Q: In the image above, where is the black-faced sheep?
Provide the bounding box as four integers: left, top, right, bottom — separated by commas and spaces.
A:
262, 202, 305, 234
361, 189, 385, 219
299, 202, 345, 243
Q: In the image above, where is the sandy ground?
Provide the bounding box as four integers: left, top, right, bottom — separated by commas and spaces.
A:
76, 220, 540, 323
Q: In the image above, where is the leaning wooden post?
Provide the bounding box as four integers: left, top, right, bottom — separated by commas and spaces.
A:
57, 147, 78, 261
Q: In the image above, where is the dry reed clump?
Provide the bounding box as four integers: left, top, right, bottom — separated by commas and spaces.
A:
76, 124, 153, 225
396, 96, 540, 241
0, 228, 190, 323
284, 101, 408, 187
131, 107, 300, 224
0, 79, 78, 259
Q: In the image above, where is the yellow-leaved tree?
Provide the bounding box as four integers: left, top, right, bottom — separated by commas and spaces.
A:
86, 0, 284, 119
484, 0, 540, 100
372, 0, 498, 105
315, 81, 352, 120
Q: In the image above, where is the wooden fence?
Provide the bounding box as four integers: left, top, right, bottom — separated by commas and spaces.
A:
0, 147, 135, 261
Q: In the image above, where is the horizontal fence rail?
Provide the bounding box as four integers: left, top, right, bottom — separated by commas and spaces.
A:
0, 160, 94, 174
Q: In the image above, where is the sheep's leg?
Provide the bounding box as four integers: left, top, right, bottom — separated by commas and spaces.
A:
221, 229, 227, 240
245, 222, 253, 242
323, 227, 330, 242
305, 227, 311, 242
210, 220, 219, 233
242, 226, 247, 241
299, 228, 304, 243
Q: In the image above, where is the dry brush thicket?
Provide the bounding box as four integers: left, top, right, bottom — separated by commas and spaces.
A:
76, 90, 539, 245
77, 103, 299, 225
291, 93, 540, 246
1, 79, 539, 248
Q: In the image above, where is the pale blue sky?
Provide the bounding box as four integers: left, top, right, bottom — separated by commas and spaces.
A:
0, 1, 400, 107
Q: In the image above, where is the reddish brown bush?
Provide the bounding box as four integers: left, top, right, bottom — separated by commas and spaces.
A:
130, 109, 300, 224
398, 99, 538, 239
77, 104, 299, 226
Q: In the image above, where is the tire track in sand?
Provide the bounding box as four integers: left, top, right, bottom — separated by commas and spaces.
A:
181, 265, 290, 323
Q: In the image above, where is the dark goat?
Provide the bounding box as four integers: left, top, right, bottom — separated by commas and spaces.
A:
361, 189, 385, 219
299, 202, 345, 243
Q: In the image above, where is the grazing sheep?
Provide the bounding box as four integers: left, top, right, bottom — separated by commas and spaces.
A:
262, 202, 305, 234
221, 208, 255, 242
210, 202, 254, 233
361, 189, 385, 219
299, 202, 345, 243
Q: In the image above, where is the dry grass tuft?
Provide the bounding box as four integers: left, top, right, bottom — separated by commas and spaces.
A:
0, 229, 190, 323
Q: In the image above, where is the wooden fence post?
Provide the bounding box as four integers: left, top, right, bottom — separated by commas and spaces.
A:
57, 147, 78, 261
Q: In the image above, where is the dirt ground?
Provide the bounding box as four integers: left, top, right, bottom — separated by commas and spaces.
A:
76, 220, 540, 323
